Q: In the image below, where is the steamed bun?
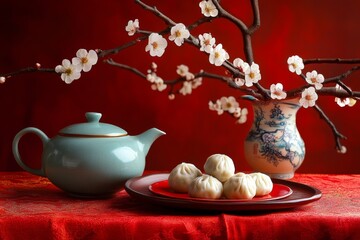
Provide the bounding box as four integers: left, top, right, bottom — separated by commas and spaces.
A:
223, 172, 256, 199
204, 154, 235, 182
168, 163, 202, 193
249, 172, 273, 196
188, 174, 223, 199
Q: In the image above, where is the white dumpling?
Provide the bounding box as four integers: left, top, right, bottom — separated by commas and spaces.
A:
223, 172, 256, 199
249, 172, 273, 196
204, 154, 235, 182
188, 174, 223, 199
168, 163, 202, 193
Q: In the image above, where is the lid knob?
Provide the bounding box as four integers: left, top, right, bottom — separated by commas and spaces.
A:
85, 112, 102, 123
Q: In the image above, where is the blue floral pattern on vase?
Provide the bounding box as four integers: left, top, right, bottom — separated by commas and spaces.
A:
244, 99, 305, 179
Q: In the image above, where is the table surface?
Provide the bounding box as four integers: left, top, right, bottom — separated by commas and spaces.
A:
0, 171, 359, 240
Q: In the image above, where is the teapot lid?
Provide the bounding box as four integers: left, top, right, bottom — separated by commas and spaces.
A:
58, 112, 127, 137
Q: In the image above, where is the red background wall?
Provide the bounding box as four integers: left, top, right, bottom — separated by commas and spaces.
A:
0, 0, 359, 174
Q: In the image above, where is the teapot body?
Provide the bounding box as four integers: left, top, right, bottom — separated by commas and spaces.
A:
42, 135, 145, 197
12, 112, 165, 198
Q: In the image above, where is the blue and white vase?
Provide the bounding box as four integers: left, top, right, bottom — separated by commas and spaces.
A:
244, 98, 305, 179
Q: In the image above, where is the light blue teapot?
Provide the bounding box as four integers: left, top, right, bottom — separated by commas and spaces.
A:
12, 112, 165, 197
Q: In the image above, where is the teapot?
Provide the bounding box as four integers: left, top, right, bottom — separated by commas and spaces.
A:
12, 112, 165, 197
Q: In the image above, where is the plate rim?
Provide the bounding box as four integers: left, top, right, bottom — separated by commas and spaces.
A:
125, 173, 322, 211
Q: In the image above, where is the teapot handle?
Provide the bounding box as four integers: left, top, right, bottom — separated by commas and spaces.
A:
12, 127, 49, 177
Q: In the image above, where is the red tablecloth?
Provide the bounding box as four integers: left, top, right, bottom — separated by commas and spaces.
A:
0, 172, 359, 240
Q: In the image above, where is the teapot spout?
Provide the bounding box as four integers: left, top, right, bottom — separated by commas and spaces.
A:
137, 128, 166, 156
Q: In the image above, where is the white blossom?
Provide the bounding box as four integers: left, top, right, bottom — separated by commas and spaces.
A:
287, 55, 304, 75
179, 81, 193, 95
146, 72, 161, 83
270, 83, 287, 100
176, 64, 194, 80
150, 76, 167, 91
209, 44, 229, 66
125, 19, 139, 36
199, 0, 218, 17
146, 73, 155, 82
299, 87, 318, 108
348, 98, 357, 107
220, 96, 239, 114
176, 64, 189, 76
209, 100, 223, 115
191, 77, 202, 89
233, 58, 249, 87
179, 76, 203, 96
233, 58, 249, 72
169, 23, 190, 46
72, 49, 98, 72
336, 97, 350, 107
209, 96, 247, 123
236, 108, 248, 124
146, 70, 166, 92
0, 76, 5, 84
185, 72, 195, 80
199, 33, 216, 53
335, 84, 357, 107
151, 62, 158, 71
305, 70, 324, 90
233, 107, 248, 123
145, 33, 168, 57
337, 146, 347, 154
244, 62, 261, 87
55, 59, 82, 84
234, 78, 245, 86
233, 108, 241, 118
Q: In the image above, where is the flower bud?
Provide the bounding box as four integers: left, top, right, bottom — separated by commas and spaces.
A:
168, 94, 175, 100
337, 146, 347, 154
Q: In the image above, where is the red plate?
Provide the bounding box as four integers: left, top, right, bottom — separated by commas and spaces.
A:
125, 174, 322, 212
149, 179, 292, 202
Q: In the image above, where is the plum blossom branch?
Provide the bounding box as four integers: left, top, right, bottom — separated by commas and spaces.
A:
105, 58, 259, 100
1, 0, 359, 154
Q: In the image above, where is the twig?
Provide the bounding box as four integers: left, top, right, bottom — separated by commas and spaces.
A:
304, 58, 360, 64
317, 87, 360, 98
323, 65, 360, 83
98, 33, 152, 58
313, 104, 347, 153
1, 66, 56, 79
104, 59, 146, 78
136, 0, 176, 26
187, 17, 213, 31
248, 0, 261, 34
